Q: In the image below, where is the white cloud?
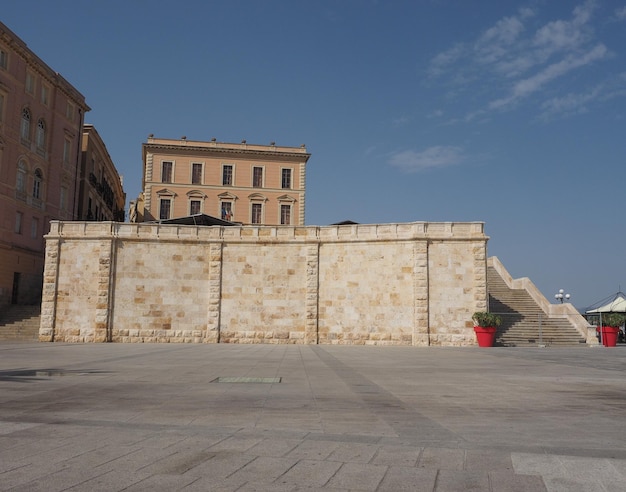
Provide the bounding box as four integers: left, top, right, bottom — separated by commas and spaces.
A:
541, 71, 626, 118
518, 7, 535, 20
541, 88, 599, 117
388, 146, 464, 173
428, 43, 464, 77
427, 109, 444, 119
489, 43, 607, 110
532, 0, 596, 56
475, 15, 526, 65
426, 1, 615, 120
616, 6, 626, 20
392, 116, 410, 126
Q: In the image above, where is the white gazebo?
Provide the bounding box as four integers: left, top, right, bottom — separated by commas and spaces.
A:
585, 292, 626, 344
586, 292, 626, 314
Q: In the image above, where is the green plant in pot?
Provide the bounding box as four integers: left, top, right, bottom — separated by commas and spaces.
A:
602, 313, 625, 328
472, 312, 502, 347
472, 312, 502, 328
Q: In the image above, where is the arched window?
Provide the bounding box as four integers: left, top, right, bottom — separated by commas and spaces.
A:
20, 108, 31, 141
36, 119, 46, 150
33, 168, 42, 199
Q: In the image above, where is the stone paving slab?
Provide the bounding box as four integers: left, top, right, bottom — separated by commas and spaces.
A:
1, 342, 626, 491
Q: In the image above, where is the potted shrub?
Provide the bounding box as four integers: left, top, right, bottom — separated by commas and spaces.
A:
472, 312, 502, 347
600, 313, 625, 347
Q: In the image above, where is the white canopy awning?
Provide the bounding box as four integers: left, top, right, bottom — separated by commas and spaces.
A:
586, 293, 626, 313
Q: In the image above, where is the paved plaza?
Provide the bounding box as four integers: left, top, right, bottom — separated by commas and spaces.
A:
1, 342, 625, 491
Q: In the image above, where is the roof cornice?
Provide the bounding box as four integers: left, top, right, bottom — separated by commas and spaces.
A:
143, 142, 311, 162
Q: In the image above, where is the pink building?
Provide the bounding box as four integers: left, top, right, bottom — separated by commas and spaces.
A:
137, 136, 310, 226
77, 125, 126, 222
0, 22, 89, 308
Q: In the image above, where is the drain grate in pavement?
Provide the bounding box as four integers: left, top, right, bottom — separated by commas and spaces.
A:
211, 377, 281, 384
0, 369, 108, 381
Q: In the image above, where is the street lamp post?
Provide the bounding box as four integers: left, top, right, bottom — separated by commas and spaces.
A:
554, 289, 570, 303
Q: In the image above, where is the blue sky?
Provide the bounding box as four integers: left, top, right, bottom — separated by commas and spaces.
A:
3, 0, 626, 309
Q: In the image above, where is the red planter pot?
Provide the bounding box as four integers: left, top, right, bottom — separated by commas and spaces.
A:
474, 326, 497, 347
601, 326, 619, 347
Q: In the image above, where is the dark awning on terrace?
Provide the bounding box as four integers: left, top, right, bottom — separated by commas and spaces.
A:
154, 214, 237, 226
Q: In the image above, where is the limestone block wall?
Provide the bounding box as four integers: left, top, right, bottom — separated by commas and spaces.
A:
318, 240, 416, 345
220, 243, 309, 343
428, 239, 488, 345
112, 241, 212, 343
40, 220, 488, 346
40, 238, 105, 342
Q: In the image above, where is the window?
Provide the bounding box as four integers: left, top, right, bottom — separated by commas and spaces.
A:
159, 198, 171, 220
280, 204, 291, 225
16, 160, 27, 199
15, 212, 22, 234
31, 217, 39, 239
161, 161, 173, 183
21, 108, 31, 142
0, 49, 7, 69
190, 199, 201, 215
25, 72, 35, 95
33, 168, 42, 199
60, 186, 68, 212
251, 203, 262, 224
281, 168, 292, 189
222, 165, 233, 185
36, 119, 46, 151
66, 102, 75, 121
41, 85, 49, 106
191, 163, 202, 184
63, 138, 71, 165
0, 92, 5, 123
253, 167, 263, 187
221, 201, 233, 221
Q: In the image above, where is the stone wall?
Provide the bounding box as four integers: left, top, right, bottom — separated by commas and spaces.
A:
40, 221, 488, 346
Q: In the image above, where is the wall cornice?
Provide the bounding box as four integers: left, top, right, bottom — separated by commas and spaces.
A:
47, 220, 487, 244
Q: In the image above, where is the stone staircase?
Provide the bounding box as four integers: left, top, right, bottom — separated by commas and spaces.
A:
0, 304, 41, 341
488, 262, 587, 347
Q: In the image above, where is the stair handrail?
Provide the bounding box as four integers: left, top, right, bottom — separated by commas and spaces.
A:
488, 257, 597, 344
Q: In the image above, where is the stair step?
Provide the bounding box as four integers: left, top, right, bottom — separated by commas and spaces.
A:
488, 265, 585, 347
0, 304, 41, 341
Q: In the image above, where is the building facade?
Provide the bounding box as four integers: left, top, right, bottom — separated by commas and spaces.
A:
0, 22, 89, 308
77, 124, 125, 222
139, 136, 310, 225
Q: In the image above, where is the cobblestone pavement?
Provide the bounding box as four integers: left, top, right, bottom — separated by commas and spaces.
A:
1, 342, 625, 491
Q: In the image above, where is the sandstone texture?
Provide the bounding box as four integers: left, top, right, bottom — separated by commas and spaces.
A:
41, 221, 488, 346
